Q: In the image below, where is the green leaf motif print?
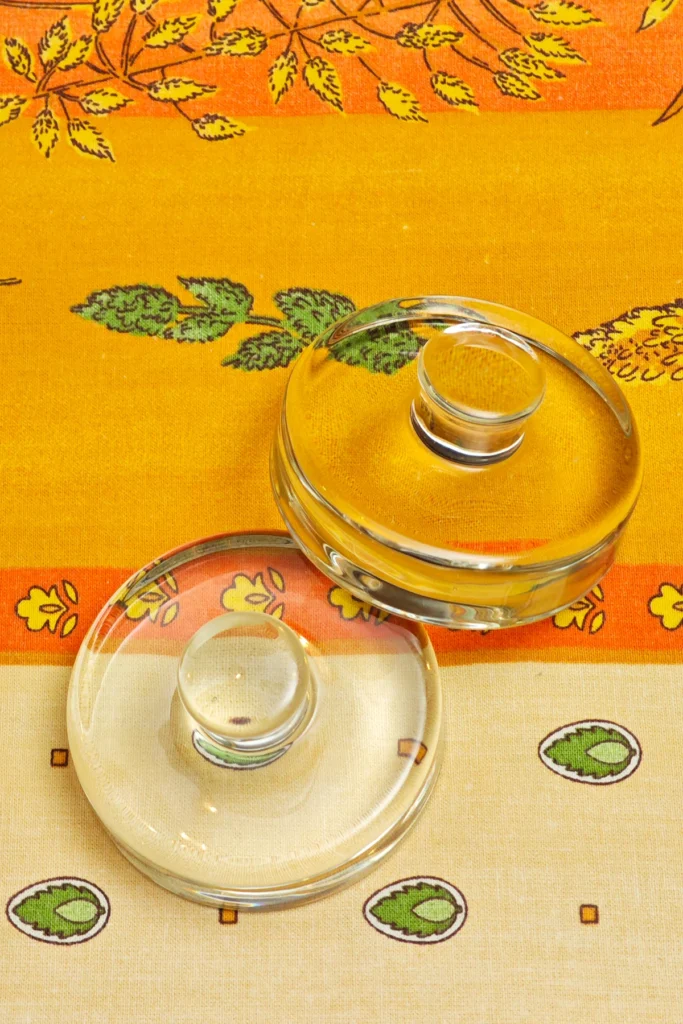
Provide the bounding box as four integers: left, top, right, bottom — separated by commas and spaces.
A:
539, 721, 642, 784
71, 277, 430, 374
6, 878, 110, 944
364, 877, 467, 943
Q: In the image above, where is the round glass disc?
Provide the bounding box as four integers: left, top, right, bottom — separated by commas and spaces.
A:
272, 297, 642, 628
67, 533, 441, 909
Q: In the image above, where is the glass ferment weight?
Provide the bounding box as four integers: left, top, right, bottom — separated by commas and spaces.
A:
68, 298, 641, 909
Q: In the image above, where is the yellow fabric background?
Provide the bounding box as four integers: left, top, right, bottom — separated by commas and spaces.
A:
2, 112, 683, 566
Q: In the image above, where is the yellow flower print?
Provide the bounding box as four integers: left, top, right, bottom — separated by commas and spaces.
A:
553, 585, 605, 633
328, 586, 389, 625
221, 569, 284, 619
649, 583, 683, 630
15, 579, 79, 637
117, 570, 179, 625
121, 581, 169, 622
16, 586, 66, 633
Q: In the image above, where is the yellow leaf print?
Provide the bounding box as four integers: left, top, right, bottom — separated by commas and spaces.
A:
268, 568, 285, 593
144, 16, 201, 49
80, 89, 132, 114
417, 24, 463, 48
589, 610, 605, 634
0, 95, 28, 128
161, 601, 179, 627
57, 35, 93, 72
208, 0, 238, 20
68, 118, 115, 160
328, 586, 389, 624
377, 80, 426, 121
163, 572, 178, 593
221, 572, 280, 614
60, 613, 79, 638
319, 29, 373, 55
499, 47, 565, 80
530, 1, 601, 27
3, 38, 36, 82
430, 72, 478, 111
16, 586, 67, 633
92, 0, 126, 34
0, 0, 611, 162
396, 23, 463, 48
523, 32, 585, 62
62, 580, 79, 604
639, 0, 679, 31
38, 17, 71, 69
493, 71, 542, 100
649, 583, 683, 630
206, 27, 268, 56
32, 107, 59, 158
303, 57, 343, 111
148, 78, 217, 102
268, 50, 298, 103
573, 300, 683, 383
192, 113, 247, 140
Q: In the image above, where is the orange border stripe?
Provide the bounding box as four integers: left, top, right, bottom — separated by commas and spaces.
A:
1, 563, 682, 662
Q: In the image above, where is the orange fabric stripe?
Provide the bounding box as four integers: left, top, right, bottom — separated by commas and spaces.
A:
1, 0, 682, 118
3, 562, 682, 660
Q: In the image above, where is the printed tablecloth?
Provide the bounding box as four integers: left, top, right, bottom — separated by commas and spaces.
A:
1, 0, 682, 1019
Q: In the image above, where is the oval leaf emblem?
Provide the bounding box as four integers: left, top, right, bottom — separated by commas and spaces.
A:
539, 720, 641, 784
6, 877, 110, 944
363, 876, 467, 943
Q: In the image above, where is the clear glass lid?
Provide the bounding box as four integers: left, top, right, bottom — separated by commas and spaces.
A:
67, 533, 441, 909
272, 297, 642, 628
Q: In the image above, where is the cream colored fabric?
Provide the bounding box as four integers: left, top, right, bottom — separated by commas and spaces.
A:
2, 661, 679, 1023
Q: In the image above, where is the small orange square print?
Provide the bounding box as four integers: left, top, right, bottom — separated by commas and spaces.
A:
580, 904, 599, 924
219, 908, 238, 925
50, 748, 69, 767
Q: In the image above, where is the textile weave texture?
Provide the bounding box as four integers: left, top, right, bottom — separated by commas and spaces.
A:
1, 0, 682, 1019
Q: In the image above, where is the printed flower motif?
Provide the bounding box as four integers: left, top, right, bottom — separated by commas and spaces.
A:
574, 300, 683, 383
328, 586, 389, 624
221, 568, 284, 619
649, 582, 683, 630
15, 580, 79, 637
552, 585, 605, 633
117, 570, 179, 626
120, 581, 168, 622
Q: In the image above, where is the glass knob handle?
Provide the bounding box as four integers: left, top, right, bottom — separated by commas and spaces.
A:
177, 612, 314, 756
411, 321, 546, 466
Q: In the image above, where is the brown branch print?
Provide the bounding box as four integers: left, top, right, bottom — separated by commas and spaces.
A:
637, 0, 683, 123
1, 0, 603, 160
